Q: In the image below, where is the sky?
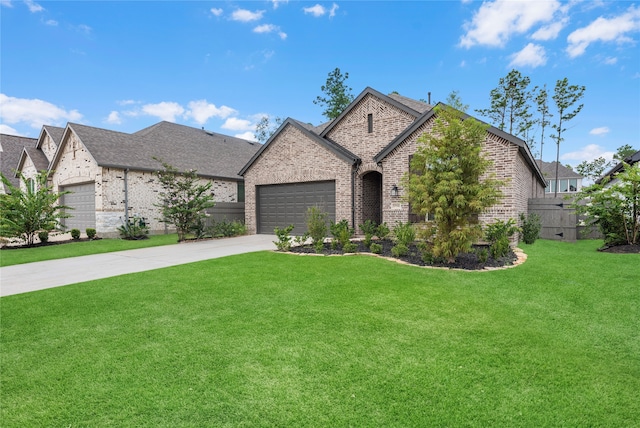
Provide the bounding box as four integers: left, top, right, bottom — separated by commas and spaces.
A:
1, 0, 639, 166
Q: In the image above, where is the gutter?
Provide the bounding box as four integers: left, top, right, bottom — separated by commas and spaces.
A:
124, 168, 129, 221
351, 160, 361, 229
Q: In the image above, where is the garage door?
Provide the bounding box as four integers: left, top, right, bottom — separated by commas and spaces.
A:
61, 182, 96, 231
257, 181, 335, 234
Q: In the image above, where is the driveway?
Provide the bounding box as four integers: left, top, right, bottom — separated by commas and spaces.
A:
1, 234, 275, 297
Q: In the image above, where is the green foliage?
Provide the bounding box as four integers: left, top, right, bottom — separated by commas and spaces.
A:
70, 229, 81, 240
273, 225, 295, 251
313, 67, 355, 120
393, 221, 416, 247
369, 242, 382, 254
376, 222, 390, 240
572, 163, 640, 246
86, 228, 97, 239
306, 206, 328, 252
576, 156, 609, 181
254, 115, 284, 144
475, 247, 489, 263
209, 219, 247, 238
403, 101, 504, 262
535, 84, 552, 159
613, 144, 637, 162
391, 243, 409, 258
342, 242, 358, 253
0, 172, 71, 246
519, 212, 541, 244
118, 216, 149, 240
330, 219, 354, 249
154, 159, 215, 242
359, 219, 377, 247
485, 218, 519, 259
38, 231, 49, 243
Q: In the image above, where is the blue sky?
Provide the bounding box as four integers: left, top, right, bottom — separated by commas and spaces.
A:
1, 0, 639, 166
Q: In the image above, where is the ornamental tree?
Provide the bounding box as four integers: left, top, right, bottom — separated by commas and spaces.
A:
403, 95, 504, 263
154, 160, 215, 242
0, 171, 71, 246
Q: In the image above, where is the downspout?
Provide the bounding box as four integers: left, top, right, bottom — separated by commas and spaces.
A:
124, 168, 129, 223
351, 160, 360, 230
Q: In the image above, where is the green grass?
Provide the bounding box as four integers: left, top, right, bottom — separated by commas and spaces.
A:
1, 240, 639, 426
0, 234, 179, 267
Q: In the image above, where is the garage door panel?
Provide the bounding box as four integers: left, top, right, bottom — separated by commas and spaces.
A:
61, 182, 96, 231
257, 181, 335, 234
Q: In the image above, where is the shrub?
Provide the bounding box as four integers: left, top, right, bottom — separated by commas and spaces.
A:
376, 222, 391, 240
359, 219, 378, 247
38, 231, 49, 243
294, 232, 310, 247
485, 218, 519, 259
342, 242, 358, 253
393, 221, 416, 247
330, 219, 354, 250
274, 225, 294, 251
519, 212, 541, 244
391, 243, 409, 258
118, 216, 149, 240
211, 219, 247, 238
70, 229, 81, 240
306, 206, 328, 253
475, 247, 489, 263
370, 242, 382, 254
86, 228, 97, 239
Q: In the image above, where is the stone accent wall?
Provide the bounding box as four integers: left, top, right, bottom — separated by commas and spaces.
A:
326, 93, 417, 161
243, 123, 352, 234
19, 156, 39, 191
41, 133, 57, 162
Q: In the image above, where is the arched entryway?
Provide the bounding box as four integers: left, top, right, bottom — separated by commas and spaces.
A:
361, 171, 382, 225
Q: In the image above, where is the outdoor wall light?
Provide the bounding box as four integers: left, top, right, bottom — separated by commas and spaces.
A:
390, 185, 399, 197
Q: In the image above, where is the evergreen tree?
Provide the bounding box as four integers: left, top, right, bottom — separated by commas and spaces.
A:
254, 115, 284, 144
313, 68, 354, 120
534, 84, 552, 160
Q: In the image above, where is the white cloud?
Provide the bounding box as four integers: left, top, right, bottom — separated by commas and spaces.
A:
141, 102, 185, 122
460, 60, 467, 67
272, 0, 288, 9
106, 111, 121, 125
0, 1, 13, 8
235, 131, 257, 141
508, 43, 547, 68
117, 99, 137, 106
560, 144, 615, 162
0, 94, 82, 128
231, 9, 264, 22
186, 100, 236, 125
589, 126, 610, 136
44, 19, 58, 26
566, 5, 640, 58
24, 0, 43, 13
253, 24, 287, 39
603, 56, 618, 65
329, 3, 339, 18
221, 117, 253, 132
531, 18, 568, 40
460, 0, 561, 48
75, 24, 92, 34
0, 124, 19, 135
303, 4, 326, 17
210, 8, 223, 17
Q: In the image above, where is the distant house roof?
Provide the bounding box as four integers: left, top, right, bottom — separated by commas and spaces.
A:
50, 121, 260, 180
536, 160, 583, 182
0, 134, 38, 189
596, 149, 640, 184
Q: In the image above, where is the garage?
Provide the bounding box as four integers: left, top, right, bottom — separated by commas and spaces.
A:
257, 181, 335, 234
61, 182, 96, 231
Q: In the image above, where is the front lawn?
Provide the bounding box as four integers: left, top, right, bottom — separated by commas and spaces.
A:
0, 234, 179, 267
1, 240, 638, 426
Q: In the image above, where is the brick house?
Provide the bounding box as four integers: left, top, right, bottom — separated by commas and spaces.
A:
0, 133, 39, 193
240, 87, 546, 235
15, 121, 260, 237
536, 160, 583, 194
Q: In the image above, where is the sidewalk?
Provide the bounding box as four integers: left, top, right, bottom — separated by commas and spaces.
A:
0, 234, 275, 297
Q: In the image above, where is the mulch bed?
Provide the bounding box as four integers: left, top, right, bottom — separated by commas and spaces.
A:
1, 237, 103, 250
288, 239, 518, 270
598, 244, 640, 254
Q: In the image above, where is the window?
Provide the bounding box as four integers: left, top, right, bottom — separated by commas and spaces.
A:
367, 114, 373, 133
237, 181, 245, 203
545, 178, 579, 193
569, 178, 578, 192
26, 178, 35, 193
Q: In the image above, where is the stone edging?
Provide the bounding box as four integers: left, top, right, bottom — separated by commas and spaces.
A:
277, 247, 527, 272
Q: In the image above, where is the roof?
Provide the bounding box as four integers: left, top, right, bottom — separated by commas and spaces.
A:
38, 125, 65, 148
596, 149, 640, 184
239, 118, 359, 176
387, 93, 431, 114
19, 147, 50, 172
536, 160, 583, 180
0, 134, 38, 189
55, 121, 260, 180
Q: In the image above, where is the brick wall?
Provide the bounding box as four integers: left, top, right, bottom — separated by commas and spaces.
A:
41, 133, 57, 162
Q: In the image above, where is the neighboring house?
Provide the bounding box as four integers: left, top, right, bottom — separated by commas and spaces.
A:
596, 149, 640, 186
0, 134, 38, 193
16, 121, 260, 236
536, 160, 583, 194
240, 87, 546, 235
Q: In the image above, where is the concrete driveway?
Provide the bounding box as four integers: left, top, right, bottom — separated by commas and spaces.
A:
1, 234, 275, 297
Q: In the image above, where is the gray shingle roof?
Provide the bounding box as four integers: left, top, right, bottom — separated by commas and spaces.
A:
65, 121, 260, 180
536, 160, 583, 180
0, 134, 38, 189
596, 149, 640, 184
23, 147, 50, 171
388, 93, 431, 113
41, 125, 65, 146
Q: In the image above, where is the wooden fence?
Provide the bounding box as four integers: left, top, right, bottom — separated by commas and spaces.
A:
527, 197, 600, 241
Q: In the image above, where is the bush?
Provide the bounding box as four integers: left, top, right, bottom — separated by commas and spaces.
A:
393, 221, 416, 247
210, 219, 247, 238
519, 213, 541, 244
118, 216, 149, 240
475, 247, 489, 263
342, 242, 358, 253
306, 206, 328, 253
274, 225, 294, 251
330, 219, 354, 250
38, 231, 49, 243
485, 218, 519, 259
359, 219, 377, 247
370, 242, 382, 254
391, 243, 409, 258
376, 222, 391, 240
86, 228, 97, 239
70, 229, 81, 240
